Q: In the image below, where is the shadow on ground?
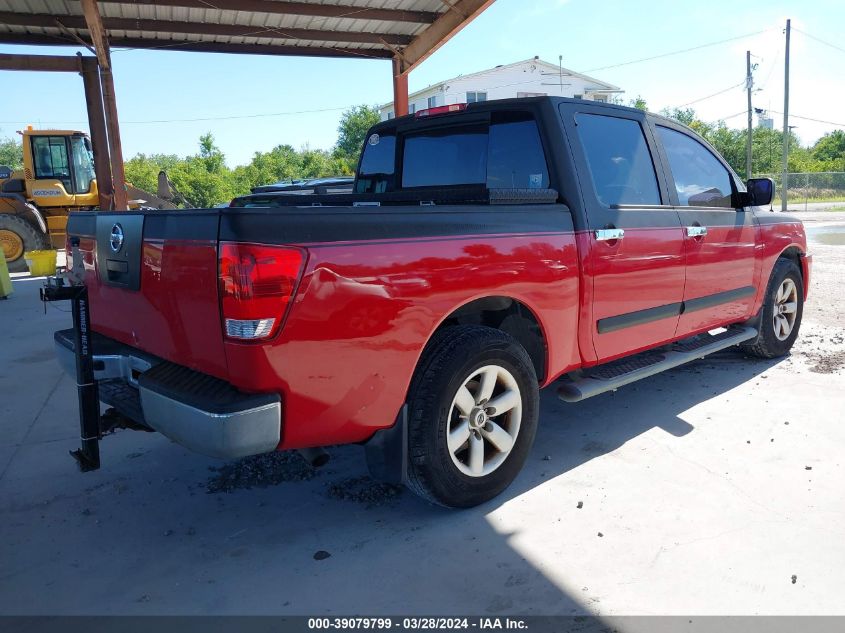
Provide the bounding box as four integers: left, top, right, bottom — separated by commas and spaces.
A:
0, 277, 780, 616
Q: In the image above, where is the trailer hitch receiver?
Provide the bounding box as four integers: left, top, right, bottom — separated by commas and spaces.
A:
40, 241, 101, 471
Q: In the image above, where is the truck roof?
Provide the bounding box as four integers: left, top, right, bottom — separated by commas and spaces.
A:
371, 95, 650, 132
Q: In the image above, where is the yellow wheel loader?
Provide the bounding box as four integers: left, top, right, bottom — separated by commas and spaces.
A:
0, 127, 178, 272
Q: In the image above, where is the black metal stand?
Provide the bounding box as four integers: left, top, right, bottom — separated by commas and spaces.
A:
41, 275, 101, 472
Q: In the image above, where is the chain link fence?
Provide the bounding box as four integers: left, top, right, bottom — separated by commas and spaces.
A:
759, 172, 845, 209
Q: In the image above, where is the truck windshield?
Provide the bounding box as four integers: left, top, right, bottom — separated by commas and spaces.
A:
71, 136, 95, 194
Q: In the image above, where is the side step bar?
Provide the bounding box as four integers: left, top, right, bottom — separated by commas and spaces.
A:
558, 326, 758, 403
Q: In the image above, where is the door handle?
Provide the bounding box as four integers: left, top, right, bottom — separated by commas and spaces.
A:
686, 226, 708, 238
595, 228, 625, 241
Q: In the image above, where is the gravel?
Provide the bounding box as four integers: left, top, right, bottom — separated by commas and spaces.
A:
206, 451, 319, 493
326, 476, 404, 506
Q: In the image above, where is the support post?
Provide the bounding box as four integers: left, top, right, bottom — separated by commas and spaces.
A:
80, 56, 113, 210
81, 0, 128, 211
746, 50, 753, 180
100, 68, 128, 210
781, 18, 791, 212
392, 57, 409, 117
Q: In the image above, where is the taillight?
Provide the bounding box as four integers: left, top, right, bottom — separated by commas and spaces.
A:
218, 243, 305, 341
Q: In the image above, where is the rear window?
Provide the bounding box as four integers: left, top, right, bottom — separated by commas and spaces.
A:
355, 111, 550, 193
356, 133, 396, 193
487, 113, 549, 189
402, 123, 488, 188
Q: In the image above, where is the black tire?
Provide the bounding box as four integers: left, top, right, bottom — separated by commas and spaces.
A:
0, 214, 48, 273
405, 325, 539, 508
741, 258, 804, 359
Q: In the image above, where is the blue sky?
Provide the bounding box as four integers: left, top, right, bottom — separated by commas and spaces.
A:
2, 0, 843, 166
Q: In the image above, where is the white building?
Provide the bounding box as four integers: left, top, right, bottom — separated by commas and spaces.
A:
380, 57, 623, 120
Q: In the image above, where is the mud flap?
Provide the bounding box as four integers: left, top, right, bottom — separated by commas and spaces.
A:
364, 404, 408, 485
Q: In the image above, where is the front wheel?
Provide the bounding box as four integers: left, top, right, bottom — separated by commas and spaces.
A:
742, 258, 804, 358
405, 325, 539, 508
0, 214, 49, 273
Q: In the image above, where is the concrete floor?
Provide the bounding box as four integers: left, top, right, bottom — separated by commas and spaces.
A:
1, 214, 844, 616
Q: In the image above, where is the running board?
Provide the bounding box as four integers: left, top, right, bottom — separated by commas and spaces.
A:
557, 326, 758, 403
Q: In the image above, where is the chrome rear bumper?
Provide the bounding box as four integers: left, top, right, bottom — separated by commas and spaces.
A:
54, 329, 281, 459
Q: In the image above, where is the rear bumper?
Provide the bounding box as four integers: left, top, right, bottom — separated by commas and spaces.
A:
54, 329, 281, 459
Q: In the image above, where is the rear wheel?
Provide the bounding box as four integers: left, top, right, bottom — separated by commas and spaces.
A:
0, 215, 48, 273
742, 258, 804, 358
405, 325, 539, 508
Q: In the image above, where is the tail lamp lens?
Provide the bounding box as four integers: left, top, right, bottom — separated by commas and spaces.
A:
218, 243, 305, 341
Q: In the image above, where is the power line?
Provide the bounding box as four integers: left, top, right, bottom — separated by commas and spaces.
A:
757, 43, 781, 91
580, 28, 772, 73
792, 27, 845, 56
706, 110, 747, 125
769, 110, 845, 128
671, 80, 746, 110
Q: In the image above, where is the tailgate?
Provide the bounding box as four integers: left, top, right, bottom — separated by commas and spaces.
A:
66, 211, 229, 380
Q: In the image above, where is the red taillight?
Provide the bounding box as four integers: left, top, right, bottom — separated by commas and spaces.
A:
414, 103, 468, 118
218, 242, 305, 341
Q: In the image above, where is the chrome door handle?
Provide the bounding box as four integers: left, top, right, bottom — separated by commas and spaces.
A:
595, 228, 625, 241
686, 225, 708, 237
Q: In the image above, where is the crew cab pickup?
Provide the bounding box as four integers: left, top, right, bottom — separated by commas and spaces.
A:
55, 97, 811, 507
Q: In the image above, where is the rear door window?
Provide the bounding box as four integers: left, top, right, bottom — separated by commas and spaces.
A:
656, 126, 734, 207
575, 113, 661, 206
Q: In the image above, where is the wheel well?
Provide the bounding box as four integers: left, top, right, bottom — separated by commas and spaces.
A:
779, 246, 803, 280
435, 296, 547, 382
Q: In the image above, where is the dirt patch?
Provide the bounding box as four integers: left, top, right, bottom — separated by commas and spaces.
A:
326, 476, 403, 506
206, 451, 319, 493
806, 350, 845, 374
796, 330, 845, 374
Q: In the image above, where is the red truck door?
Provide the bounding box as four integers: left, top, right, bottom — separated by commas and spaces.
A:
560, 104, 686, 363
651, 124, 757, 336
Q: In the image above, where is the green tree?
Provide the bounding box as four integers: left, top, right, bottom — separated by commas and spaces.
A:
0, 134, 23, 169
334, 105, 380, 161
198, 132, 226, 173
812, 130, 845, 166
629, 96, 648, 111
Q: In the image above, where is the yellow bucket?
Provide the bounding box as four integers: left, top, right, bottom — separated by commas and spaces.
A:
24, 250, 57, 277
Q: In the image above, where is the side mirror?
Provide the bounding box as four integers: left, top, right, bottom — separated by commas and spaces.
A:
743, 177, 774, 207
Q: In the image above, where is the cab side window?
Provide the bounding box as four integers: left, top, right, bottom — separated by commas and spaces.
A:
656, 126, 733, 208
575, 113, 661, 206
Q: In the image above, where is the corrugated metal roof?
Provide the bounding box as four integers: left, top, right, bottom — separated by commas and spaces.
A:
0, 0, 451, 59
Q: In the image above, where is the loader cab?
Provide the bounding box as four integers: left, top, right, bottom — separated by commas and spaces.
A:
24, 130, 98, 208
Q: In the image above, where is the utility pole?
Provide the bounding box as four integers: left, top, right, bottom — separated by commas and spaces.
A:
781, 18, 791, 212
746, 50, 753, 180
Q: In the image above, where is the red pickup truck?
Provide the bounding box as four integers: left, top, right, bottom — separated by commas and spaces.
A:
55, 97, 810, 507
